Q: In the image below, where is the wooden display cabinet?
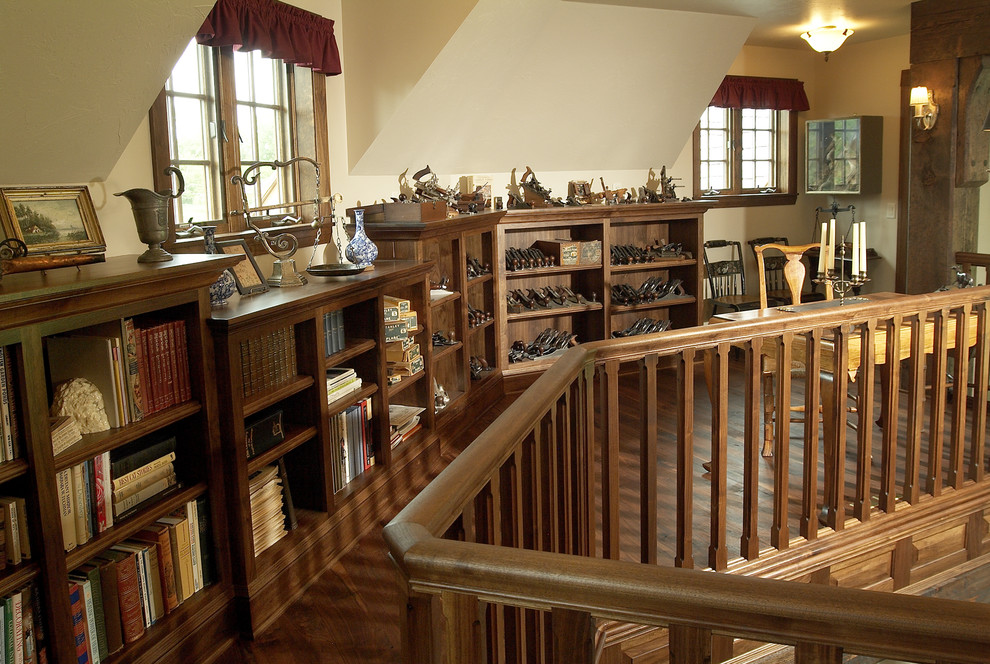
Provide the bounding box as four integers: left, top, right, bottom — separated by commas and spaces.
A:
805, 115, 882, 195
498, 203, 709, 378
364, 211, 504, 432
0, 255, 239, 664
207, 260, 436, 637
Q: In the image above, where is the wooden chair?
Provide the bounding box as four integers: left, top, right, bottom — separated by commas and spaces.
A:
703, 240, 762, 315
752, 242, 832, 455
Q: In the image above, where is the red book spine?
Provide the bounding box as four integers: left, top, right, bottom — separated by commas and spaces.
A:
157, 325, 175, 410
115, 551, 146, 644
94, 453, 107, 533
68, 582, 91, 663
140, 327, 160, 415
165, 322, 180, 407
175, 320, 191, 403
149, 325, 165, 412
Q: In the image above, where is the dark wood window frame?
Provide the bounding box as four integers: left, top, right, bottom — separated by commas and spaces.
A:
692, 109, 799, 208
149, 45, 331, 254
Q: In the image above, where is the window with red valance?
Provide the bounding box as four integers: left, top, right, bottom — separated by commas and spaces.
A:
693, 76, 807, 208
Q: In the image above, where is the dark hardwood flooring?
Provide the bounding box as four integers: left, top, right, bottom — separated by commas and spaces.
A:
227, 363, 990, 663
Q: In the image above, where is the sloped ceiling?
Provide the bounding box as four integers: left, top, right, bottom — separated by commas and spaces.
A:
344, 0, 755, 175
0, 0, 211, 185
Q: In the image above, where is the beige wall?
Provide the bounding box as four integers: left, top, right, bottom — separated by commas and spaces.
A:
59, 1, 912, 292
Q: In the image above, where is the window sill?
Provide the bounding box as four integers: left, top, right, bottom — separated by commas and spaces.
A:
694, 192, 797, 209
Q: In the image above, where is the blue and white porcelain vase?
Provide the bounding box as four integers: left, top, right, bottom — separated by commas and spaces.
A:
203, 225, 237, 307
344, 208, 378, 268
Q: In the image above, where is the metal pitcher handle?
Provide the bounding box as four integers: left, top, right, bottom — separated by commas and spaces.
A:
164, 166, 185, 199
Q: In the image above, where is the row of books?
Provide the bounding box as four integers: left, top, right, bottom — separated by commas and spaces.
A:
46, 318, 192, 430
330, 397, 374, 493
325, 367, 362, 405
388, 404, 424, 450
0, 582, 46, 664
0, 495, 30, 569
58, 437, 179, 552
67, 498, 212, 663
323, 309, 346, 356
249, 460, 296, 556
0, 347, 22, 464
239, 326, 297, 399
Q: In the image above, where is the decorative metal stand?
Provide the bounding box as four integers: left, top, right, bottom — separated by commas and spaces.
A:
232, 156, 325, 287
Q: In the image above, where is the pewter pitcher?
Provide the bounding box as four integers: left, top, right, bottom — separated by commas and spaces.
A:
115, 166, 185, 263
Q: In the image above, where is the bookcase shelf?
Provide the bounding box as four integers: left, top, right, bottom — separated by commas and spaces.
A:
429, 291, 461, 308
207, 259, 437, 636
433, 341, 463, 362
610, 295, 696, 314
0, 254, 240, 664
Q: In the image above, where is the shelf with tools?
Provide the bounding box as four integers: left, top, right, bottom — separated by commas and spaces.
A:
497, 203, 709, 378
363, 211, 504, 432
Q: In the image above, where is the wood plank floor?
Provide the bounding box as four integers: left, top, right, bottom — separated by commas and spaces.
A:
228, 362, 990, 663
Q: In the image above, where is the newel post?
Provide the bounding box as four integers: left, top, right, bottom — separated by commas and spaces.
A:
399, 582, 442, 664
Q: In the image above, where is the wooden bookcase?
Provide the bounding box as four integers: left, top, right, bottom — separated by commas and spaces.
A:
0, 254, 239, 664
497, 202, 709, 378
364, 212, 504, 431
206, 260, 437, 636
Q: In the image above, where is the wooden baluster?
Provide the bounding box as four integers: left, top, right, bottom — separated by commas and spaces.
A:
401, 587, 441, 664
677, 349, 696, 569
487, 473, 509, 664
544, 411, 560, 555
550, 608, 596, 664
927, 308, 948, 497
709, 343, 729, 570
462, 497, 477, 544
854, 320, 876, 522
640, 353, 659, 565
823, 325, 849, 530
904, 314, 926, 504
441, 591, 485, 664
879, 316, 902, 513
668, 624, 712, 664
578, 364, 596, 557
772, 331, 793, 549
969, 304, 988, 482
557, 395, 575, 555
794, 641, 842, 663
501, 454, 527, 662
801, 328, 823, 539
599, 360, 621, 560
948, 306, 970, 490
741, 338, 761, 559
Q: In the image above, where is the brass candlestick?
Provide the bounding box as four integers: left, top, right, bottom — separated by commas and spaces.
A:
814, 236, 869, 303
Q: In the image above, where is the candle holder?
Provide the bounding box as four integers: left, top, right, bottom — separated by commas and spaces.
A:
814, 235, 869, 304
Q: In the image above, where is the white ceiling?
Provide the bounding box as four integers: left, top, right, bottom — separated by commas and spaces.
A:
567, 0, 914, 48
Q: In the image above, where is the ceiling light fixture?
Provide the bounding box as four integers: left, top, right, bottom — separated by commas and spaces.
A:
909, 86, 939, 130
801, 26, 853, 61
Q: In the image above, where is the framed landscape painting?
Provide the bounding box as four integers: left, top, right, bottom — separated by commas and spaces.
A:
0, 186, 106, 255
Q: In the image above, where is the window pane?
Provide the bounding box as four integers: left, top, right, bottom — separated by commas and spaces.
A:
254, 107, 280, 162
169, 41, 203, 95
252, 55, 277, 105
234, 49, 253, 102
709, 165, 727, 190
755, 130, 772, 160
754, 109, 773, 130
741, 161, 755, 189
172, 97, 207, 160
755, 161, 772, 188
742, 131, 754, 160
237, 104, 257, 161
174, 165, 211, 225
741, 108, 755, 129
709, 130, 727, 160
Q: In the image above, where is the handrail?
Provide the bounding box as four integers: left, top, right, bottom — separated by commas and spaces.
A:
386, 286, 990, 663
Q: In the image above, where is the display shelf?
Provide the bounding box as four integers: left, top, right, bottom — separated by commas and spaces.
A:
467, 273, 494, 287
507, 302, 604, 321
327, 382, 379, 418
429, 291, 461, 308
610, 295, 696, 314
505, 264, 601, 279
433, 341, 463, 362
0, 459, 29, 485
610, 257, 695, 273
243, 375, 316, 417
0, 563, 40, 601
388, 370, 426, 398
327, 337, 376, 364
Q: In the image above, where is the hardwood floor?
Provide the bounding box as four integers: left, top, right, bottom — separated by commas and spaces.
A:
227, 362, 990, 663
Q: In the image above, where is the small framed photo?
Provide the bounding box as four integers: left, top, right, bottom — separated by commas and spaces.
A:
216, 238, 269, 295
0, 186, 106, 255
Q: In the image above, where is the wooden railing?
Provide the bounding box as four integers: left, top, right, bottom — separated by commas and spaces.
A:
385, 288, 990, 663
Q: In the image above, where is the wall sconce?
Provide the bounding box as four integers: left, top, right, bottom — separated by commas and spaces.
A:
910, 86, 939, 130
800, 26, 853, 61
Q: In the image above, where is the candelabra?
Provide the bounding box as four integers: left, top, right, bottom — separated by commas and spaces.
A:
814, 235, 869, 303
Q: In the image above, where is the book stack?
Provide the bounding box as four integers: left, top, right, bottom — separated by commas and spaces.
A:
46, 318, 192, 428
329, 397, 374, 492
0, 582, 47, 664
56, 451, 113, 552
67, 498, 213, 662
239, 326, 297, 399
50, 416, 82, 457
110, 437, 178, 520
383, 296, 423, 384
248, 465, 288, 556
325, 367, 362, 405
323, 309, 346, 356
244, 408, 285, 459
388, 404, 424, 449
0, 494, 31, 569
0, 346, 22, 463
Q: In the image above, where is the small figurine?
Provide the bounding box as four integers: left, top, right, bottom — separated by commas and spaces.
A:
519, 166, 565, 207
411, 165, 457, 205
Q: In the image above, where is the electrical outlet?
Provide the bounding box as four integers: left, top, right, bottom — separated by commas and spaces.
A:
886, 203, 896, 219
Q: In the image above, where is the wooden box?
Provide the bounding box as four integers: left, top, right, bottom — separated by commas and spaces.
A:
533, 239, 579, 266
350, 201, 448, 224
580, 240, 602, 265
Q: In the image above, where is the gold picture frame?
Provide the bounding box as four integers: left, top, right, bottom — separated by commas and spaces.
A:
0, 186, 106, 255
216, 238, 270, 296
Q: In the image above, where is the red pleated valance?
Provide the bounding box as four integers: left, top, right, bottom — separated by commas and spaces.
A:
709, 76, 809, 111
196, 0, 342, 75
